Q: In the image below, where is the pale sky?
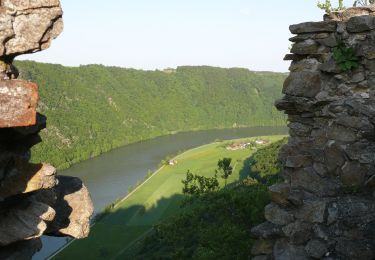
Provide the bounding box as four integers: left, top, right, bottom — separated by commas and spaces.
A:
18, 0, 356, 72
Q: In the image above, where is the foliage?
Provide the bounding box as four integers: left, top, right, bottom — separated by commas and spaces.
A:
130, 138, 287, 259
182, 170, 219, 195
249, 138, 287, 185
135, 183, 270, 260
318, 0, 375, 12
333, 43, 359, 72
216, 157, 233, 186
15, 61, 286, 170
317, 0, 345, 13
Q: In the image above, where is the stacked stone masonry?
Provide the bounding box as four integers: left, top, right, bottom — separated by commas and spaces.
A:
0, 1, 93, 259
252, 7, 375, 260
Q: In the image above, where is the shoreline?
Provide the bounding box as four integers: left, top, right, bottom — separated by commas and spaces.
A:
53, 125, 287, 171
49, 134, 287, 259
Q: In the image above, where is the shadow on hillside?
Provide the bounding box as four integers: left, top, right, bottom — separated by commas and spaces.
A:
238, 155, 265, 183
86, 194, 187, 259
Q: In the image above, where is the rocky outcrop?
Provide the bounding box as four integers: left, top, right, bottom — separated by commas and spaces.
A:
0, 1, 93, 259
0, 0, 63, 79
252, 8, 375, 260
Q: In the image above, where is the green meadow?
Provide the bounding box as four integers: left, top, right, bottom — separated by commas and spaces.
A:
54, 135, 285, 259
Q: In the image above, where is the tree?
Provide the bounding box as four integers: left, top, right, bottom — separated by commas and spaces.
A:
217, 158, 233, 186
182, 170, 219, 195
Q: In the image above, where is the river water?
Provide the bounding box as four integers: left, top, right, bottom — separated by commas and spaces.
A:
34, 126, 287, 259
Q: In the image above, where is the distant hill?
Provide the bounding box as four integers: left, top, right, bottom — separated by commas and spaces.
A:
16, 61, 287, 169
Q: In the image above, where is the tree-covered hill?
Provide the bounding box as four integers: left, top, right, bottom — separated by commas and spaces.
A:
16, 61, 287, 169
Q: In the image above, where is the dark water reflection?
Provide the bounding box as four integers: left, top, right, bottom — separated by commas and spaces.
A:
34, 126, 287, 259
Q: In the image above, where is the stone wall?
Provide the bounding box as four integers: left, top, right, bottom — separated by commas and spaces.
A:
0, 1, 93, 259
252, 7, 375, 260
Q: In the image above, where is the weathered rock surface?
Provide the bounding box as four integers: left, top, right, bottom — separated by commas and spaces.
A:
0, 0, 63, 57
0, 199, 55, 246
0, 160, 56, 200
0, 0, 93, 258
253, 7, 375, 260
0, 80, 38, 127
47, 176, 94, 239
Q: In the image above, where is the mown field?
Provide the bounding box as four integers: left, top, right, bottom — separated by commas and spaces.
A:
54, 135, 285, 259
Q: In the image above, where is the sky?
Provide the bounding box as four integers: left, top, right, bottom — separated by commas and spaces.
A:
18, 0, 357, 72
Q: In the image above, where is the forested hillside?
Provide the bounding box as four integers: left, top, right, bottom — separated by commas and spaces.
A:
16, 61, 287, 169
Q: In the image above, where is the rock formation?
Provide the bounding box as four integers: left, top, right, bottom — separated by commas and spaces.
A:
0, 1, 93, 259
252, 7, 375, 260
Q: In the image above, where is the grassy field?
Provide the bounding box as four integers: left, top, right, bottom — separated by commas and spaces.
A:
53, 135, 285, 259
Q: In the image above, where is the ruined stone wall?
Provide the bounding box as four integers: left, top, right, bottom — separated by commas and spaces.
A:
0, 1, 93, 259
252, 7, 375, 260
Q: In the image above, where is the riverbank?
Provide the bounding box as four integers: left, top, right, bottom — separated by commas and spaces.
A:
33, 127, 288, 260
53, 135, 285, 259
39, 126, 287, 171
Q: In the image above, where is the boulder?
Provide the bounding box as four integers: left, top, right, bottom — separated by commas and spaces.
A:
47, 176, 93, 239
295, 200, 327, 223
290, 167, 339, 197
283, 71, 322, 98
251, 222, 284, 239
305, 239, 328, 259
285, 155, 313, 168
265, 203, 294, 226
251, 239, 274, 255
346, 15, 375, 33
269, 183, 290, 206
291, 40, 319, 55
282, 221, 312, 245
273, 239, 308, 260
336, 238, 374, 260
340, 161, 367, 187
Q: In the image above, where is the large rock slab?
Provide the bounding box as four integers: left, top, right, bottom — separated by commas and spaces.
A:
0, 159, 56, 200
0, 80, 38, 128
0, 0, 63, 57
47, 176, 94, 239
289, 21, 337, 34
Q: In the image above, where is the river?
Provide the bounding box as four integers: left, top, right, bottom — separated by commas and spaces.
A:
34, 126, 288, 259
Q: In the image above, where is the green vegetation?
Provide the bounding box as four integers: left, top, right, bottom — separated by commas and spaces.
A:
124, 138, 288, 259
317, 0, 374, 12
15, 61, 286, 169
54, 136, 286, 259
333, 43, 359, 72
217, 157, 233, 186
317, 0, 345, 13
182, 170, 219, 195
249, 137, 287, 185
